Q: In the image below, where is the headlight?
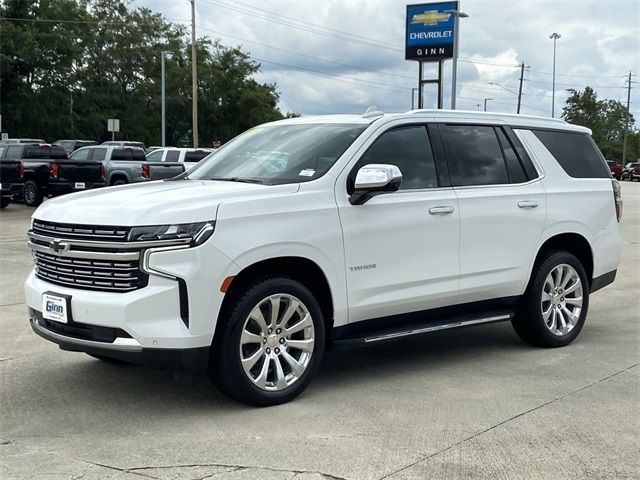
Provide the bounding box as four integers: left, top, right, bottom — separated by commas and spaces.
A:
128, 222, 215, 246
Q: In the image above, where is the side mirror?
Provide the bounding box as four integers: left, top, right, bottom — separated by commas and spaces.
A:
349, 164, 402, 205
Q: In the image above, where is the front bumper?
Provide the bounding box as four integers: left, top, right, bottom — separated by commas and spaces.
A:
25, 235, 239, 362
29, 310, 210, 371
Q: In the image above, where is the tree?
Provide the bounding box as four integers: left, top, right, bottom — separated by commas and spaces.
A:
0, 0, 287, 145
562, 87, 635, 162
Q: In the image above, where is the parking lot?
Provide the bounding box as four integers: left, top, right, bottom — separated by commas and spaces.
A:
0, 183, 638, 480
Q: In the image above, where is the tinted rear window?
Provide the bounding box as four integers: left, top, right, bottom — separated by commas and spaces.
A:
166, 151, 180, 162
184, 150, 210, 162
440, 125, 509, 186
533, 130, 610, 178
112, 148, 146, 161
24, 146, 68, 160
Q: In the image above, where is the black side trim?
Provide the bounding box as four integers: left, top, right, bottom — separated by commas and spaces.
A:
333, 296, 519, 347
590, 269, 617, 293
503, 126, 539, 181
177, 278, 189, 328
427, 123, 451, 187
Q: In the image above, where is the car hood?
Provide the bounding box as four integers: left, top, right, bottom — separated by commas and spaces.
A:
33, 180, 299, 226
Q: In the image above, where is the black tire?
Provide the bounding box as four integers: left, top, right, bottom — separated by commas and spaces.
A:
512, 250, 589, 348
111, 179, 127, 186
210, 276, 325, 406
87, 353, 130, 365
23, 180, 44, 207
0, 197, 10, 209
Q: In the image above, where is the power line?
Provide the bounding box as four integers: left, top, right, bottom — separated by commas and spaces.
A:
197, 25, 417, 81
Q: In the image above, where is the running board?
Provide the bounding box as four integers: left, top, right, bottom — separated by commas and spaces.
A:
332, 312, 513, 350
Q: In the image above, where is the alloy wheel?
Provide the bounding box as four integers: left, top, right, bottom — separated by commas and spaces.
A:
541, 264, 583, 336
239, 294, 315, 391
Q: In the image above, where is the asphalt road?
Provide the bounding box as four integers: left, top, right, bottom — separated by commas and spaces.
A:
1, 183, 639, 480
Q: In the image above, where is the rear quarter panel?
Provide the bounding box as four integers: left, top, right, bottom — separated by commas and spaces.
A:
516, 129, 622, 280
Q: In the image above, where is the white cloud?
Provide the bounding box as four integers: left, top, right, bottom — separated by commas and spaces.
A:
138, 0, 640, 119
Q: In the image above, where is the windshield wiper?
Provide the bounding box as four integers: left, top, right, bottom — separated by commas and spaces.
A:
208, 177, 265, 184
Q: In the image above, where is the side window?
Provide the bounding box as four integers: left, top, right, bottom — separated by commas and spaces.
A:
70, 148, 90, 161
91, 148, 107, 161
352, 125, 438, 191
146, 150, 164, 162
111, 149, 132, 160
0, 146, 5, 158
5, 146, 22, 159
532, 130, 610, 178
165, 151, 180, 162
495, 128, 527, 183
440, 125, 509, 186
185, 150, 210, 162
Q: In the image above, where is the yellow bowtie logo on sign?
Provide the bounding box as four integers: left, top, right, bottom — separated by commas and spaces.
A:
411, 10, 451, 26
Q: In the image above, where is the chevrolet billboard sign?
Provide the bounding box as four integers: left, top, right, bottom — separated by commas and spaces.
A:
406, 1, 457, 61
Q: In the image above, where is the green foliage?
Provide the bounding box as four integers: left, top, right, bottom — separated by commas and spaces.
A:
0, 0, 286, 145
562, 87, 636, 162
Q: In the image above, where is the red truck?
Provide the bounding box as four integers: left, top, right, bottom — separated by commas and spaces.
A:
606, 161, 622, 180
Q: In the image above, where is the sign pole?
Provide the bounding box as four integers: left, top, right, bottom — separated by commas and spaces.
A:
418, 62, 424, 109
438, 60, 444, 109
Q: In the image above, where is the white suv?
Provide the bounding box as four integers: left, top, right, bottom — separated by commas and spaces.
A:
25, 110, 623, 405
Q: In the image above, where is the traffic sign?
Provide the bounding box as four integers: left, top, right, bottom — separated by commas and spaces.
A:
107, 118, 120, 132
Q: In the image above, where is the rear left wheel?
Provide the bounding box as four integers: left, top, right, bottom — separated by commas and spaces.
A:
210, 276, 325, 406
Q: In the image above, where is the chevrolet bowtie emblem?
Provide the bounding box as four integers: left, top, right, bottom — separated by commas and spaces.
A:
50, 239, 70, 253
411, 10, 451, 26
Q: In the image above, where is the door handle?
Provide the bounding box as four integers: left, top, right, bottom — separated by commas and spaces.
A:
429, 206, 455, 215
518, 200, 539, 209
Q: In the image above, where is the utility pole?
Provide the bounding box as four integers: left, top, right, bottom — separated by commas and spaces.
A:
161, 52, 172, 147
517, 62, 526, 114
549, 33, 561, 118
484, 98, 492, 111
622, 70, 634, 165
190, 0, 198, 148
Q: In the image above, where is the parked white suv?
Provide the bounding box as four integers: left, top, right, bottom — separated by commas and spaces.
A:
25, 110, 623, 405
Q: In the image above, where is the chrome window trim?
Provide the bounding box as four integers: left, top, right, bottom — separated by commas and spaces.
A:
451, 176, 544, 191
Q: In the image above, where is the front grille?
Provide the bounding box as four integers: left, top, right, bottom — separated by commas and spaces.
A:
32, 219, 131, 242
34, 251, 148, 292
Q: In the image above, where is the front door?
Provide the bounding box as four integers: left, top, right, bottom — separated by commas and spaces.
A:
336, 123, 460, 323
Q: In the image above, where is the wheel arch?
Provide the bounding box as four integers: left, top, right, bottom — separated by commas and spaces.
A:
216, 256, 335, 348
532, 232, 594, 287
108, 171, 129, 185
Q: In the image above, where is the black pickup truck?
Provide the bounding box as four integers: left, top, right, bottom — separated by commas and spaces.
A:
0, 143, 106, 207
0, 149, 24, 209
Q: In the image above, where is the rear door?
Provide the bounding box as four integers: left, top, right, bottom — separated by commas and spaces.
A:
439, 123, 546, 303
337, 122, 460, 322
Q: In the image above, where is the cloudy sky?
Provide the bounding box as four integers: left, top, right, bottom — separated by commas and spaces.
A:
136, 0, 640, 119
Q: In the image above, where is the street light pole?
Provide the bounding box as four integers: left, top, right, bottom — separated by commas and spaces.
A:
190, 0, 198, 147
549, 32, 561, 118
484, 97, 492, 111
161, 51, 170, 147
445, 8, 469, 110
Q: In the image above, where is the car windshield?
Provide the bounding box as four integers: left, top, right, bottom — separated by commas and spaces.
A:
186, 123, 367, 185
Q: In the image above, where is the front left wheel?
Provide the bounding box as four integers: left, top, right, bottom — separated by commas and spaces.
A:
210, 276, 325, 406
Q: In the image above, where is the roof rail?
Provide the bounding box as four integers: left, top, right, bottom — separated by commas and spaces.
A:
405, 108, 568, 124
